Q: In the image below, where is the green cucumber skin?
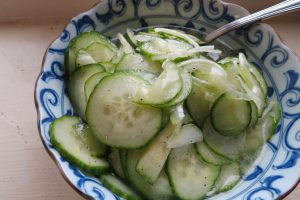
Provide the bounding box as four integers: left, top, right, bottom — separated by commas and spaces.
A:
108, 149, 126, 179
155, 68, 192, 108
194, 142, 231, 166
166, 147, 221, 200
210, 93, 251, 137
125, 150, 175, 200
50, 116, 110, 175
216, 164, 241, 193
86, 72, 163, 149
119, 150, 129, 179
65, 31, 116, 75
99, 175, 142, 200
67, 64, 105, 120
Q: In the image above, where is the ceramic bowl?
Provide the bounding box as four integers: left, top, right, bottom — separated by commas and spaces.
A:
35, 0, 300, 199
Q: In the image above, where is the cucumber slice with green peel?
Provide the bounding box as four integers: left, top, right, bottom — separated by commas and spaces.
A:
117, 33, 135, 54
249, 101, 259, 128
243, 101, 281, 156
238, 57, 266, 116
214, 162, 241, 193
99, 174, 142, 200
65, 31, 117, 75
116, 53, 162, 73
125, 70, 158, 84
136, 123, 176, 184
68, 64, 105, 120
50, 116, 109, 174
119, 150, 128, 179
75, 49, 96, 67
167, 145, 220, 200
98, 62, 117, 73
249, 63, 268, 96
85, 42, 116, 63
84, 72, 111, 101
157, 67, 192, 108
186, 82, 219, 127
126, 29, 138, 46
133, 60, 182, 106
126, 150, 175, 200
108, 149, 125, 179
74, 123, 108, 158
195, 141, 231, 165
167, 124, 203, 148
210, 93, 251, 136
86, 73, 162, 148
203, 118, 246, 160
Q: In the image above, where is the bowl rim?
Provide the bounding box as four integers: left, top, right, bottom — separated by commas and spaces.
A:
34, 0, 300, 199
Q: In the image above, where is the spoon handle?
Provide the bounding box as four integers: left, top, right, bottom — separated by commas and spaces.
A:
204, 0, 300, 43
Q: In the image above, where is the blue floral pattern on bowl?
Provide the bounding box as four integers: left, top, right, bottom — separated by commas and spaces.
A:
35, 0, 300, 199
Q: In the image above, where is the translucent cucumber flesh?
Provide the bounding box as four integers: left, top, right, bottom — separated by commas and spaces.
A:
136, 123, 176, 184
99, 174, 142, 200
203, 119, 246, 160
167, 145, 220, 200
195, 141, 231, 165
126, 150, 174, 200
68, 64, 104, 120
211, 93, 251, 136
86, 73, 162, 148
50, 116, 109, 174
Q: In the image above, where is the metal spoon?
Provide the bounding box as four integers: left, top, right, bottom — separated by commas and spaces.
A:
204, 0, 300, 43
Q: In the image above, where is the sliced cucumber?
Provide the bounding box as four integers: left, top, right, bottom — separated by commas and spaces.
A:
108, 149, 125, 179
76, 123, 107, 158
249, 101, 259, 128
203, 118, 246, 160
85, 42, 116, 63
84, 72, 111, 101
125, 70, 158, 84
119, 150, 128, 179
167, 145, 220, 200
243, 101, 281, 156
116, 53, 162, 74
75, 49, 95, 67
214, 162, 241, 193
134, 60, 182, 106
158, 67, 192, 107
186, 82, 215, 127
249, 63, 267, 96
86, 73, 162, 148
167, 124, 203, 148
65, 31, 116, 74
195, 141, 231, 165
50, 116, 109, 174
98, 62, 116, 73
68, 64, 105, 120
99, 174, 142, 200
117, 33, 135, 54
136, 123, 176, 184
210, 93, 251, 136
238, 53, 266, 116
126, 150, 175, 200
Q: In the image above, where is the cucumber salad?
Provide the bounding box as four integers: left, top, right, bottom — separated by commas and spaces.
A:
50, 28, 281, 200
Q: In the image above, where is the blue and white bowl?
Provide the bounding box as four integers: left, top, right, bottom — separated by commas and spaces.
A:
35, 0, 300, 199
